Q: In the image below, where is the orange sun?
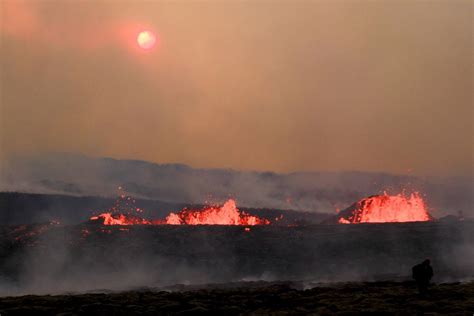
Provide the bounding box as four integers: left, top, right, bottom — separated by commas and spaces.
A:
137, 30, 156, 50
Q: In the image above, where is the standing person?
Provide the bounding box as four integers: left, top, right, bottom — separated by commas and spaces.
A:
412, 259, 434, 297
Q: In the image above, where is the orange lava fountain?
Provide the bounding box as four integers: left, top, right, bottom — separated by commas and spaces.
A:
165, 199, 270, 225
89, 198, 270, 226
337, 192, 432, 224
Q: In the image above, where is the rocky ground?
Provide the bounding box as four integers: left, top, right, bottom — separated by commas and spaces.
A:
0, 281, 473, 315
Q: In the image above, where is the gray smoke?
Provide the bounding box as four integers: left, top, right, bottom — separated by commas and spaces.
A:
1, 153, 472, 217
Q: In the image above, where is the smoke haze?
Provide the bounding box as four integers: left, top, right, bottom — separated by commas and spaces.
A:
0, 0, 472, 298
1, 153, 472, 217
1, 1, 472, 175
1, 222, 473, 296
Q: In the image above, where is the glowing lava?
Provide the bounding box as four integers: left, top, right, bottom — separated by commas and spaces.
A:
89, 192, 151, 225
90, 213, 151, 225
165, 199, 270, 225
12, 221, 60, 245
337, 192, 432, 224
89, 198, 270, 226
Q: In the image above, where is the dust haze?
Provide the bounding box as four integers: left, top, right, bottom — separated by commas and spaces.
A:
0, 0, 472, 299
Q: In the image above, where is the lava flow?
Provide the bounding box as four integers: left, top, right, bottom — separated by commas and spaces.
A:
165, 199, 270, 225
337, 192, 432, 224
11, 221, 60, 245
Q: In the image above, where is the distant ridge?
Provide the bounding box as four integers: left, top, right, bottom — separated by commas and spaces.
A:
1, 153, 472, 216
0, 192, 331, 225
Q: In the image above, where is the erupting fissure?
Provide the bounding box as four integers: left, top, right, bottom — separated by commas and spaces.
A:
165, 199, 270, 225
337, 192, 432, 224
90, 198, 270, 226
89, 192, 151, 225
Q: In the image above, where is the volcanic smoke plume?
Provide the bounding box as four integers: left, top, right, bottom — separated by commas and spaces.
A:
336, 192, 433, 224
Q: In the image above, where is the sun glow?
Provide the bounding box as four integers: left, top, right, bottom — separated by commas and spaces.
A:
137, 30, 156, 50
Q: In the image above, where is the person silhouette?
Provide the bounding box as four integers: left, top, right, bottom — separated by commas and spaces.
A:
412, 259, 434, 297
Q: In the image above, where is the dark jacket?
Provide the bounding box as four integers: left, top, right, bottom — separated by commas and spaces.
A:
412, 263, 433, 282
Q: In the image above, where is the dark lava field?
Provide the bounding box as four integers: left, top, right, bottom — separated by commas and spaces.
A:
1, 281, 474, 315
0, 221, 473, 297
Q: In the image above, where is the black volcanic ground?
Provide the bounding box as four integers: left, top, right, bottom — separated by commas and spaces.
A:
1, 192, 473, 314
1, 281, 473, 315
1, 220, 473, 296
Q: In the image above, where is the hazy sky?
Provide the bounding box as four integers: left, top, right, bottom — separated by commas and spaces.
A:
1, 0, 472, 175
